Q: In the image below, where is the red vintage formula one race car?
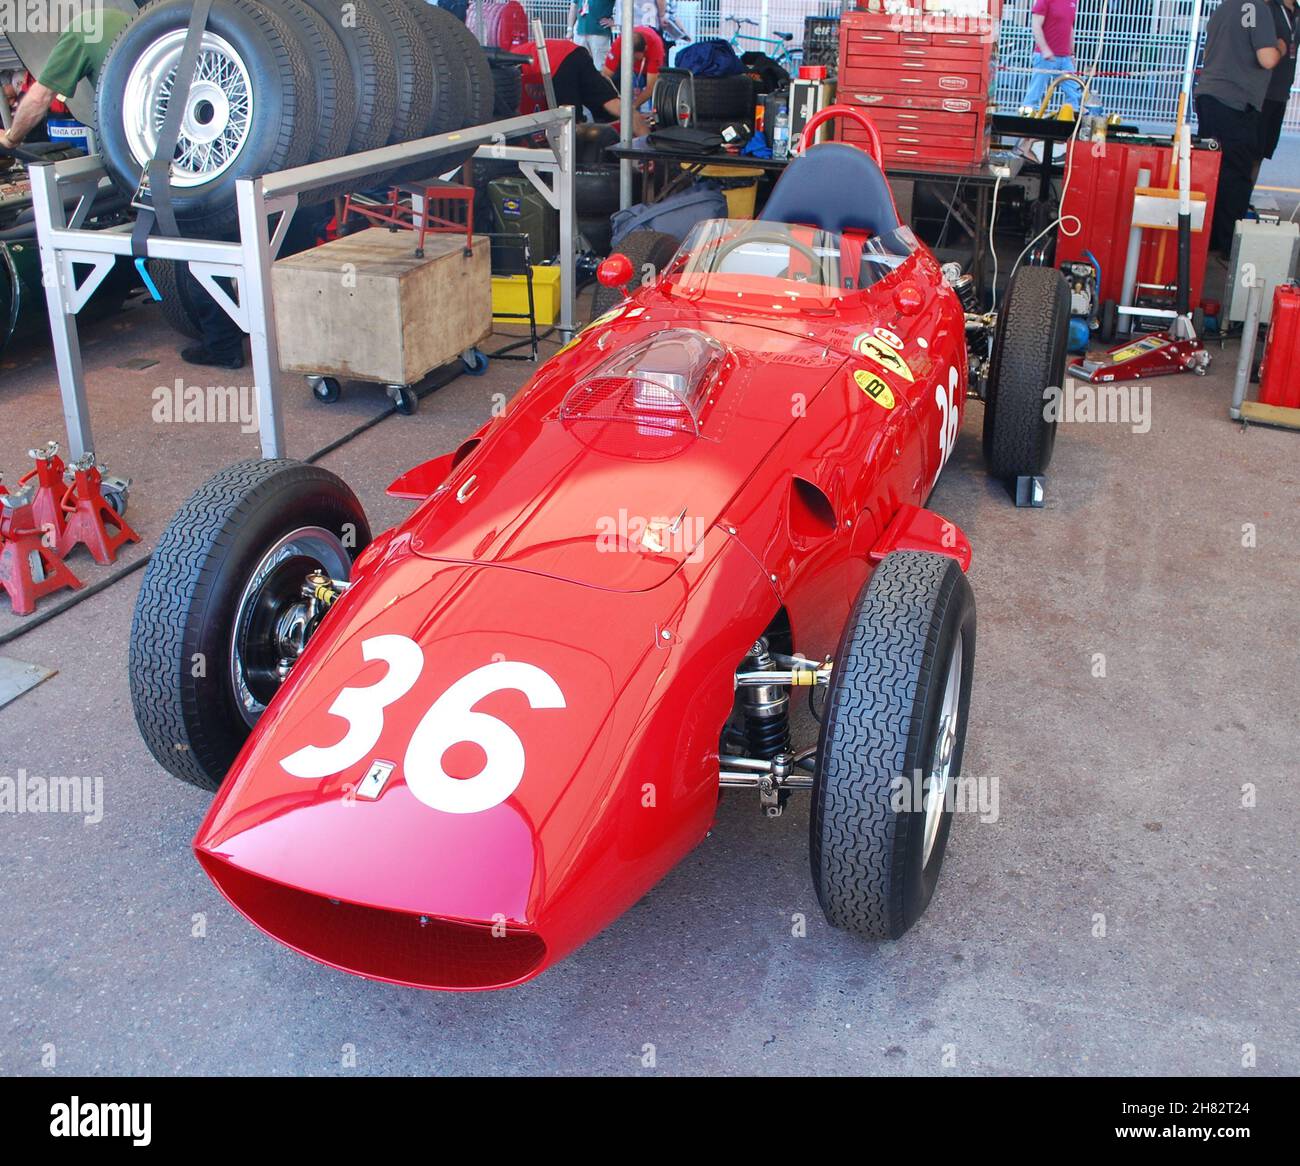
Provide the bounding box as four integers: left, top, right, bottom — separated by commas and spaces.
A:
129, 110, 1069, 990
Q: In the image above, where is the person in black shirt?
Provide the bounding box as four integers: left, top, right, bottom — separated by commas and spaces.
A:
1260, 0, 1298, 160
1194, 0, 1283, 253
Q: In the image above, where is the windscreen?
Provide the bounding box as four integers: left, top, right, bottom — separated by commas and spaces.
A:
664, 219, 921, 302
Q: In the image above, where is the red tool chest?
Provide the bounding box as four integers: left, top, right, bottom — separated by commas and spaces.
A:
1055, 140, 1221, 312
835, 5, 997, 168
1258, 283, 1300, 409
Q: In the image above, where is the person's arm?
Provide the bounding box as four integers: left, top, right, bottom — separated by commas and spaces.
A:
0, 80, 55, 148
568, 3, 579, 36
656, 0, 666, 27
1248, 0, 1284, 67
1030, 13, 1054, 58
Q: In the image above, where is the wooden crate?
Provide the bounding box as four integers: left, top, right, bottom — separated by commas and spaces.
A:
272, 228, 491, 386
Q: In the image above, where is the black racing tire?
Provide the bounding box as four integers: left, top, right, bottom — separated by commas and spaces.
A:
591, 228, 679, 318
128, 459, 371, 791
575, 121, 619, 163
147, 259, 203, 340
304, 0, 397, 156
578, 214, 613, 257
263, 0, 355, 174
431, 4, 495, 129
1100, 297, 1118, 342
575, 165, 621, 216
96, 0, 315, 237
489, 60, 523, 119
391, 0, 472, 182
982, 264, 1069, 480
811, 551, 976, 940
374, 0, 435, 148
690, 73, 755, 123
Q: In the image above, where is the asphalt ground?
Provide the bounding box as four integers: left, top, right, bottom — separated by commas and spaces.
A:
0, 257, 1296, 1077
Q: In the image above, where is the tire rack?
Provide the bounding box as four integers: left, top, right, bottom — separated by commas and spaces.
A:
28, 107, 578, 460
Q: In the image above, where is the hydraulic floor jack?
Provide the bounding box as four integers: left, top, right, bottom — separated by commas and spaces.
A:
1068, 122, 1209, 384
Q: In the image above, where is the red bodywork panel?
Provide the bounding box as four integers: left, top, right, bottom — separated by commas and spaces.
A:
193, 219, 972, 990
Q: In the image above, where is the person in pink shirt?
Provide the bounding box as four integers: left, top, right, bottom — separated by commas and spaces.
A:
1020, 0, 1082, 116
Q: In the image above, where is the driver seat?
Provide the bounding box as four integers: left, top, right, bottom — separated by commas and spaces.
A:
759, 143, 901, 239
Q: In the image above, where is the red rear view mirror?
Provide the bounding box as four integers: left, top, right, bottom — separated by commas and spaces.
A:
597, 253, 635, 290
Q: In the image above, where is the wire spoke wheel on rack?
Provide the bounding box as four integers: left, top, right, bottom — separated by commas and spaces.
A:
123, 30, 254, 186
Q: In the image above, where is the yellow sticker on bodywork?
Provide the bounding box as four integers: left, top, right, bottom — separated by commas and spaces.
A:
555, 307, 625, 355
854, 369, 896, 409
853, 333, 914, 382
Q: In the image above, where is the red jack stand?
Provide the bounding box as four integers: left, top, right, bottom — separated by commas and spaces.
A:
0, 490, 83, 616
16, 441, 68, 544
56, 456, 140, 565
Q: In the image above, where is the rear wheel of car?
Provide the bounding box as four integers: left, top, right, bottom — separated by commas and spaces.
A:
982, 264, 1069, 480
811, 551, 976, 940
591, 229, 679, 319
97, 0, 315, 236
129, 459, 370, 791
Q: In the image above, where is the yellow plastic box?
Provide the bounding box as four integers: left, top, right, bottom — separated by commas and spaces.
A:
492, 265, 562, 325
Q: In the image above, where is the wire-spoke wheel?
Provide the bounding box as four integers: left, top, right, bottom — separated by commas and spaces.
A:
123, 30, 254, 187
98, 0, 313, 235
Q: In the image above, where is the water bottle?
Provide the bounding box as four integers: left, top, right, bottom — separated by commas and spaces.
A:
773, 105, 791, 161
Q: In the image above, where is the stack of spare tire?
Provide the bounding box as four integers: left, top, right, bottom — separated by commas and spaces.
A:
94, 0, 495, 236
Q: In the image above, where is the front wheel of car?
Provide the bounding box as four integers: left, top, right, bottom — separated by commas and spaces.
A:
810, 551, 976, 940
128, 459, 370, 791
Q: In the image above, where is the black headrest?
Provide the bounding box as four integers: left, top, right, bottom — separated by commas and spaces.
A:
760, 143, 900, 239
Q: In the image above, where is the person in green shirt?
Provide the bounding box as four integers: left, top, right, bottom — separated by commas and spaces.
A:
0, 9, 130, 150
568, 0, 616, 66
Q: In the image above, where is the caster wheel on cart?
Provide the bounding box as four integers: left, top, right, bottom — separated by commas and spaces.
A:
390, 384, 419, 415
309, 376, 342, 404
462, 348, 489, 376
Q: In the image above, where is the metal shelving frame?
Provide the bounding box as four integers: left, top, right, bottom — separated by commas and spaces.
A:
29, 107, 577, 460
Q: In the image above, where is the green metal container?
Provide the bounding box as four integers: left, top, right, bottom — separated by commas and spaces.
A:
488, 176, 558, 263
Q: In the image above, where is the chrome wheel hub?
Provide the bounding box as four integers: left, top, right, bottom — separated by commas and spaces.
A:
922, 636, 963, 868
229, 527, 351, 727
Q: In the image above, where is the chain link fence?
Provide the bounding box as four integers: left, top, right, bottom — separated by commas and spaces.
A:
529, 0, 1298, 133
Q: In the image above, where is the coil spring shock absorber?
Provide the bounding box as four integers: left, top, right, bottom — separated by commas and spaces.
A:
739, 637, 790, 759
